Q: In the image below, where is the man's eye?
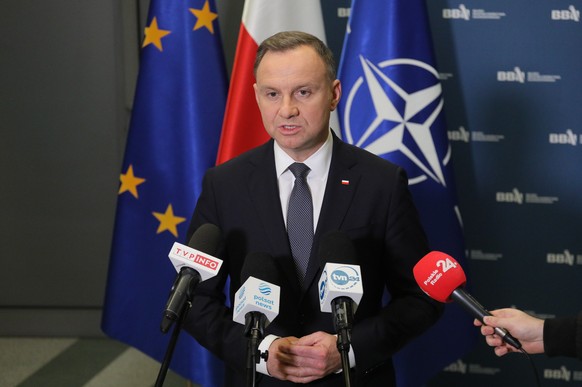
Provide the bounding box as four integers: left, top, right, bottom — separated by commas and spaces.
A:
298, 90, 311, 97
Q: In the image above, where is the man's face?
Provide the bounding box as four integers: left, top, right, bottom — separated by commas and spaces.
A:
254, 45, 341, 162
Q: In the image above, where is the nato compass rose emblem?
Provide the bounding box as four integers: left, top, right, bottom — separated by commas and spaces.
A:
342, 56, 450, 187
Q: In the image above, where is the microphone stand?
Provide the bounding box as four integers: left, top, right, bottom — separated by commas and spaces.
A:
156, 268, 200, 387
333, 297, 353, 387
244, 312, 267, 387
155, 300, 190, 387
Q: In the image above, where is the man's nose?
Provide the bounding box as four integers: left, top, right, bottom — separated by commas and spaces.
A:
279, 96, 299, 118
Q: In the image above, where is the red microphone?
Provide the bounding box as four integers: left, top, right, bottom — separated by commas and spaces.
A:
413, 251, 522, 349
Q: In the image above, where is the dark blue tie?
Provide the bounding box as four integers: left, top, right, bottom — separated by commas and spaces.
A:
287, 163, 313, 284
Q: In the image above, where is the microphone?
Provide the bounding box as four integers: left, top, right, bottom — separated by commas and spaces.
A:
233, 252, 281, 329
413, 251, 522, 349
233, 252, 281, 387
318, 231, 363, 334
161, 223, 223, 333
317, 231, 362, 385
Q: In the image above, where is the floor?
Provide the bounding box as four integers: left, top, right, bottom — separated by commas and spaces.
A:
0, 337, 197, 387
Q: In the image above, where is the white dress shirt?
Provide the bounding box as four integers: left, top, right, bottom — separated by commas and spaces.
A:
257, 131, 355, 376
274, 130, 332, 231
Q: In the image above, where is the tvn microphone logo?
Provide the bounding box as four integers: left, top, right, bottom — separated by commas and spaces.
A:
318, 263, 364, 313
319, 272, 328, 302
319, 270, 327, 303
330, 267, 361, 290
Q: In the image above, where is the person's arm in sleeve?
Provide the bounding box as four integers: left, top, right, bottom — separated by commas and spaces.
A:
350, 167, 444, 374
182, 169, 248, 374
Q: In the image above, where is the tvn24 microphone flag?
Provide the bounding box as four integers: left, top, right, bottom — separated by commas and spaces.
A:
338, 0, 477, 385
102, 0, 226, 385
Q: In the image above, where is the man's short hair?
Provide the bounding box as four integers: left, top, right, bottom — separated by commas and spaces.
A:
254, 31, 337, 82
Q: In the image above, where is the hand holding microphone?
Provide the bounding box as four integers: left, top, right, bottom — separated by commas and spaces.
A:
413, 251, 522, 350
477, 308, 545, 356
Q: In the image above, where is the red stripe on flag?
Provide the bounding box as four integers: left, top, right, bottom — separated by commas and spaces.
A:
216, 24, 269, 165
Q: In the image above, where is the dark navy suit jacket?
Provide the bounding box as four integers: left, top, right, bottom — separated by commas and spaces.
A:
184, 133, 443, 386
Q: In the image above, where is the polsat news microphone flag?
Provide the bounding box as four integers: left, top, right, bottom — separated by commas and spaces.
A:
337, 0, 476, 386
102, 0, 226, 385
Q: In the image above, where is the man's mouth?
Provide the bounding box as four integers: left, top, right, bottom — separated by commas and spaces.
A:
279, 124, 300, 132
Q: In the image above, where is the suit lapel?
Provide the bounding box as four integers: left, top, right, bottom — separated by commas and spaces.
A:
302, 137, 361, 291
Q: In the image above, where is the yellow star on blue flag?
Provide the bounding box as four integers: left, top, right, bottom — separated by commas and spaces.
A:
118, 165, 146, 198
102, 0, 227, 385
190, 0, 218, 33
152, 204, 187, 237
143, 17, 171, 51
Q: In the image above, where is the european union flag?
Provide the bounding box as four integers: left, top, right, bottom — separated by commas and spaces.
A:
102, 0, 227, 385
338, 0, 476, 386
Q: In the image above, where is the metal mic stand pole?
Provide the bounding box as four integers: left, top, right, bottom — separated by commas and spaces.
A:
337, 328, 353, 387
155, 302, 191, 387
244, 312, 266, 387
333, 297, 353, 387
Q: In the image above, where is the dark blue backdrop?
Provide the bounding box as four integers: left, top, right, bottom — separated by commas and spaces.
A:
322, 0, 582, 385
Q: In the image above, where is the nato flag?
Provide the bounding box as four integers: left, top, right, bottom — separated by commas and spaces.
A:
338, 0, 477, 386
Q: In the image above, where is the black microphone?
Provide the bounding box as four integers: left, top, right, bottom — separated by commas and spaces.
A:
161, 223, 222, 333
233, 252, 281, 387
240, 252, 281, 293
317, 231, 362, 386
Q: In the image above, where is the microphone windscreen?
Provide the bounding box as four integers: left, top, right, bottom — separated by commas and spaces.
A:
413, 251, 467, 303
240, 252, 280, 285
188, 223, 221, 256
318, 230, 357, 267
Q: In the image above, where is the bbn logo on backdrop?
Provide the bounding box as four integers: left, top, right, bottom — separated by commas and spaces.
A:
551, 6, 580, 22
342, 56, 449, 187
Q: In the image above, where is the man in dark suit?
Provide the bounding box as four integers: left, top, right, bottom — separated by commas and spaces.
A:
184, 31, 443, 386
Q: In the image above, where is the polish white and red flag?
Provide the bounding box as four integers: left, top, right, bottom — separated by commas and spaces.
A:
216, 0, 335, 164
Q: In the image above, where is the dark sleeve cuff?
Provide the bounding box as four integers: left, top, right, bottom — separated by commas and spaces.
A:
543, 315, 578, 358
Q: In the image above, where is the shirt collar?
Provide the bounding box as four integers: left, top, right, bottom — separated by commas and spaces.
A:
274, 130, 333, 179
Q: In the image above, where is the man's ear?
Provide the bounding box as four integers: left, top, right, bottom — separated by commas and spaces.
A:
330, 80, 342, 111
253, 83, 259, 105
